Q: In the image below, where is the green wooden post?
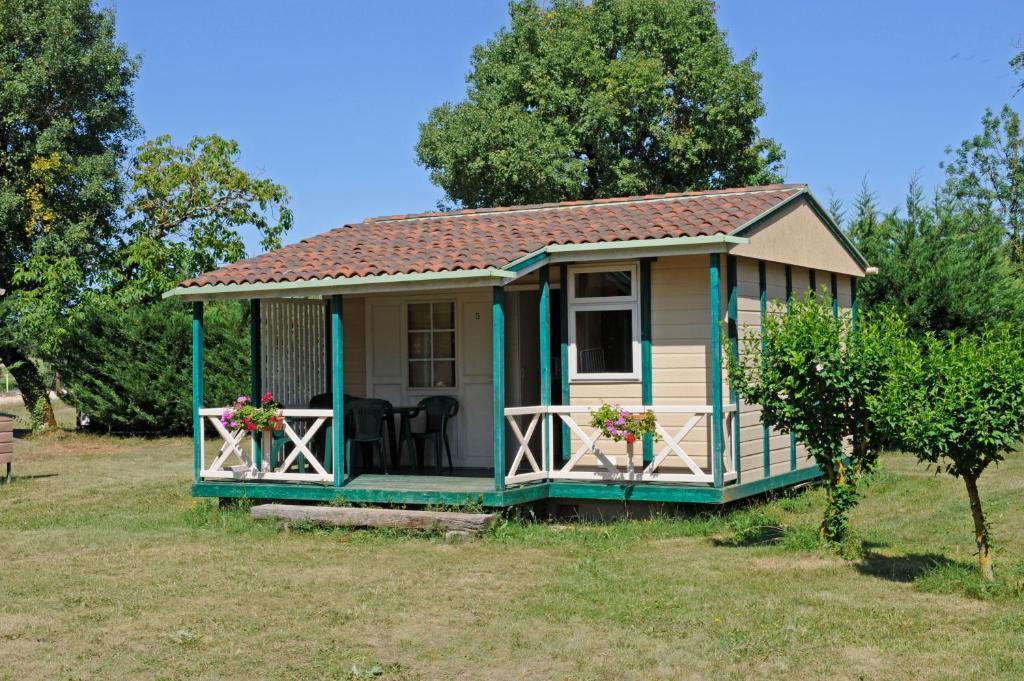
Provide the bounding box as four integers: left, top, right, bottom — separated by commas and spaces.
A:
192, 302, 204, 483
559, 264, 570, 462
640, 258, 654, 464
250, 299, 262, 470
709, 254, 725, 488
538, 266, 552, 472
758, 261, 770, 478
830, 272, 839, 319
330, 295, 345, 487
809, 268, 817, 297
493, 286, 506, 491
726, 255, 740, 484
785, 265, 796, 471
851, 277, 859, 330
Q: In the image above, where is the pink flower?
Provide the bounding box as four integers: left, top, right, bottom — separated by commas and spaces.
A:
261, 391, 275, 405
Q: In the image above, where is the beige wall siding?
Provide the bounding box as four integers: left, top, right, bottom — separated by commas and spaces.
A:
734, 257, 766, 479
730, 197, 865, 277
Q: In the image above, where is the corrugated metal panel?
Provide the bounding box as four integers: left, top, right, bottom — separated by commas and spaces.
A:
261, 299, 328, 410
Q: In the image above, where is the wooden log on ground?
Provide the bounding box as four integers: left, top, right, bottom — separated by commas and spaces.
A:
250, 503, 497, 533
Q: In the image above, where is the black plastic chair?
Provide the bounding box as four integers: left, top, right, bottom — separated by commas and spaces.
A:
411, 396, 459, 473
345, 398, 393, 474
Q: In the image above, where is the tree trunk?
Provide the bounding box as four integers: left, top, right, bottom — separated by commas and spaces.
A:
0, 345, 56, 430
963, 474, 994, 581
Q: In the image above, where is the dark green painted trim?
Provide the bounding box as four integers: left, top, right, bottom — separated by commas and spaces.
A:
758, 261, 770, 478
709, 254, 725, 488
785, 266, 796, 471
809, 268, 817, 296
830, 272, 839, 318
492, 286, 506, 491
720, 464, 822, 503
250, 299, 262, 470
547, 481, 722, 504
330, 295, 345, 486
538, 266, 552, 471
851, 277, 859, 330
726, 255, 740, 484
559, 264, 570, 462
192, 302, 204, 483
508, 251, 548, 272
640, 258, 654, 464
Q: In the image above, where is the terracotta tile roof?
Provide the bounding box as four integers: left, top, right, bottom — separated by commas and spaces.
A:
179, 184, 806, 288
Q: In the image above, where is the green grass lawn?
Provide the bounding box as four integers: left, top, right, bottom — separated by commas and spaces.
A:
1, 431, 1022, 680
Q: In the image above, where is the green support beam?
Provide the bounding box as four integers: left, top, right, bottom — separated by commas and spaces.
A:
559, 264, 570, 462
831, 272, 839, 318
192, 302, 204, 483
640, 258, 654, 464
758, 261, 770, 478
709, 254, 725, 488
785, 265, 796, 471
851, 277, 859, 330
250, 299, 262, 470
492, 286, 506, 491
726, 255, 740, 483
809, 268, 816, 297
330, 295, 345, 487
538, 266, 552, 471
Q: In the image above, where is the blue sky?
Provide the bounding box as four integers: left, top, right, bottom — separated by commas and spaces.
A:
113, 1, 1024, 248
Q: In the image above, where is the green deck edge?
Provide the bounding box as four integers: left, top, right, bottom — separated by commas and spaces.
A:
192, 466, 823, 508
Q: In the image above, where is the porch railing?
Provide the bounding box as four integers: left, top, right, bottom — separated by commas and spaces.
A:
198, 408, 334, 483
503, 404, 737, 486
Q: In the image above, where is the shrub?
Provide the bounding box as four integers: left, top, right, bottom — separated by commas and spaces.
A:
727, 294, 909, 543
55, 299, 249, 434
876, 325, 1024, 581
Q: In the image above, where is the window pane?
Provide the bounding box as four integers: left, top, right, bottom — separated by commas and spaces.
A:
432, 302, 454, 329
575, 310, 633, 373
433, 361, 455, 388
433, 331, 454, 359
574, 270, 631, 298
408, 303, 431, 330
408, 332, 431, 359
409, 361, 430, 388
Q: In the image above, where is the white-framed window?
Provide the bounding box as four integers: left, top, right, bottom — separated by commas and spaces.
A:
407, 301, 456, 389
567, 263, 641, 382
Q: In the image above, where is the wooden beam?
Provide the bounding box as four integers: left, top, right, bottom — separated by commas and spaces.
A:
251, 503, 497, 533
709, 254, 725, 488
538, 266, 551, 472
192, 302, 204, 483
726, 254, 740, 484
640, 258, 654, 464
330, 295, 345, 486
559, 264, 570, 462
831, 272, 839, 318
492, 286, 506, 491
758, 260, 770, 478
250, 299, 262, 470
785, 265, 796, 471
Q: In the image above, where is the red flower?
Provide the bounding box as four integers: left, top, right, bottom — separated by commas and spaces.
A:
626, 434, 635, 444
261, 391, 275, 405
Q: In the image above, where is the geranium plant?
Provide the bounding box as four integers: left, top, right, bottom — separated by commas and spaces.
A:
590, 404, 659, 445
221, 391, 283, 432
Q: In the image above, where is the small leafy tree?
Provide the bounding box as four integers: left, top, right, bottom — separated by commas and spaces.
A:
727, 295, 908, 543
876, 326, 1024, 581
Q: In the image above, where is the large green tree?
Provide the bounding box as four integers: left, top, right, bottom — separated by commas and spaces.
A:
416, 0, 783, 209
846, 179, 1024, 336
0, 0, 139, 427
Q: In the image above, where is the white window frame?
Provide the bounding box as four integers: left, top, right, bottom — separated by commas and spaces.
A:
567, 262, 641, 382
405, 300, 457, 391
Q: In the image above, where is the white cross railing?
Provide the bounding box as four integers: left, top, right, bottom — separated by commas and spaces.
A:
198, 408, 334, 483
503, 404, 737, 486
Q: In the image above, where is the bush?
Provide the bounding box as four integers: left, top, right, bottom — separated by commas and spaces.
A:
55, 299, 249, 434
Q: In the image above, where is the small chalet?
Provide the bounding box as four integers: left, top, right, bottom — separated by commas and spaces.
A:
166, 184, 869, 507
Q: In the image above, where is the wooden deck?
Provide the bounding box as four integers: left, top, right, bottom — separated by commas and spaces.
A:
192, 465, 823, 507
